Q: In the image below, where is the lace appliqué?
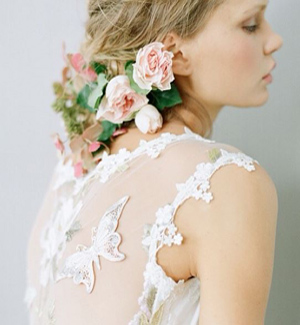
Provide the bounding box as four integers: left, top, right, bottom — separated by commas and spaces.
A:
57, 195, 129, 293
39, 198, 83, 287
52, 158, 77, 191
26, 289, 56, 325
78, 127, 215, 187
47, 299, 56, 325
130, 149, 259, 324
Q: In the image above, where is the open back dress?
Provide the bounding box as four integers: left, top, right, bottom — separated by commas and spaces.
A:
24, 126, 259, 324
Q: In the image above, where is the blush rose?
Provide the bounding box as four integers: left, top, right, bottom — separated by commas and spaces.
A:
132, 42, 175, 91
96, 75, 149, 124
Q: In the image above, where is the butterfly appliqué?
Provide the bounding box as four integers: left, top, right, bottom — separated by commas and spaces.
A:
57, 195, 130, 294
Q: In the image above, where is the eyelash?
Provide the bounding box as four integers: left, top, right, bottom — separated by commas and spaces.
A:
243, 24, 260, 34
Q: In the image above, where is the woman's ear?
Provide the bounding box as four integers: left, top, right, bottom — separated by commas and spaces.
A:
162, 32, 193, 76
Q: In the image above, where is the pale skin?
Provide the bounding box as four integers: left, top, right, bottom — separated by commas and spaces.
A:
110, 0, 283, 153
109, 0, 281, 323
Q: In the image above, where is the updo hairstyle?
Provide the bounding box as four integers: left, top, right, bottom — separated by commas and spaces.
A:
80, 0, 225, 138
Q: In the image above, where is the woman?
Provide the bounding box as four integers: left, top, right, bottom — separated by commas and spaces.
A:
24, 0, 283, 324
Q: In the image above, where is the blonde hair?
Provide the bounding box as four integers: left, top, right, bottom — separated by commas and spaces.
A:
80, 0, 225, 138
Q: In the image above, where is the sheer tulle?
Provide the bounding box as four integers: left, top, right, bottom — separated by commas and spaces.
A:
24, 127, 258, 324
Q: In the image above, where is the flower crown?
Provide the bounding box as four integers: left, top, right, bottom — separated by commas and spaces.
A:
52, 41, 182, 177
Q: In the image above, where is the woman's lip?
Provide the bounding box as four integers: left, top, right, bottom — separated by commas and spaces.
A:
263, 62, 277, 78
262, 73, 273, 83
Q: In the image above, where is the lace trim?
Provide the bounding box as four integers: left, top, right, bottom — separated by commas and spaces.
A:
52, 127, 215, 193
130, 149, 259, 324
56, 195, 129, 294
53, 158, 77, 190
96, 127, 214, 184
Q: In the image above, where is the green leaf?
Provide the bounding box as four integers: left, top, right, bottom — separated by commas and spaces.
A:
97, 120, 118, 142
90, 62, 107, 75
51, 98, 65, 113
88, 73, 108, 109
208, 148, 221, 163
147, 82, 182, 111
125, 61, 150, 96
52, 82, 64, 96
124, 60, 135, 70
76, 84, 95, 113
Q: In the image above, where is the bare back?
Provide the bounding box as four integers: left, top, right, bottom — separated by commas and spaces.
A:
24, 126, 272, 324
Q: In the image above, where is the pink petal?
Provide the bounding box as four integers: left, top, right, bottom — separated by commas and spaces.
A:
55, 139, 64, 154
70, 53, 85, 73
74, 161, 84, 178
112, 128, 128, 137
83, 67, 98, 82
88, 141, 101, 153
51, 133, 65, 155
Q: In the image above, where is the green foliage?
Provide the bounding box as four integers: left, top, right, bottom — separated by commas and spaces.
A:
52, 98, 65, 113
124, 60, 135, 70
147, 82, 182, 111
97, 120, 118, 142
52, 82, 64, 96
88, 74, 108, 109
62, 104, 86, 136
51, 80, 91, 138
125, 61, 150, 96
91, 62, 107, 75
76, 84, 95, 113
51, 57, 184, 143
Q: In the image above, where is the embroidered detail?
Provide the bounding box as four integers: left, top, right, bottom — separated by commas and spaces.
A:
23, 286, 37, 309
66, 220, 82, 242
77, 127, 215, 187
48, 299, 56, 325
57, 195, 129, 293
139, 302, 165, 325
219, 149, 257, 171
52, 158, 77, 191
131, 149, 259, 324
208, 147, 222, 163
39, 198, 83, 287
142, 224, 154, 254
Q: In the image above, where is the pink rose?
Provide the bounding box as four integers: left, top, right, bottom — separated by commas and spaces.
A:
96, 75, 149, 124
133, 42, 175, 91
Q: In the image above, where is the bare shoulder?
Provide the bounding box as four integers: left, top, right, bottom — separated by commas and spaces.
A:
176, 146, 278, 324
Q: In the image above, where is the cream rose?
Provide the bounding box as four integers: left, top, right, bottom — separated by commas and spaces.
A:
96, 75, 149, 124
133, 42, 175, 91
134, 104, 163, 134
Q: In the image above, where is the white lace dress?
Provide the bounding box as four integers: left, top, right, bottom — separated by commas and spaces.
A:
24, 127, 259, 324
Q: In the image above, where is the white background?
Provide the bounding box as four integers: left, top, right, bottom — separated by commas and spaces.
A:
0, 0, 299, 324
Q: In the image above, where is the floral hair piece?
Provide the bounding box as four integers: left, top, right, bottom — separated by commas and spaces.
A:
51, 41, 182, 177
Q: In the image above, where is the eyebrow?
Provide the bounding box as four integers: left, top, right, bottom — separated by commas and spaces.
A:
243, 2, 269, 15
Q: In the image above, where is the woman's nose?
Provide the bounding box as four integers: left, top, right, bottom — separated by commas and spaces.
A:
273, 33, 284, 52
264, 28, 284, 55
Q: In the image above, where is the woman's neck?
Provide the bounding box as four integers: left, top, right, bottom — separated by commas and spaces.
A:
109, 120, 188, 155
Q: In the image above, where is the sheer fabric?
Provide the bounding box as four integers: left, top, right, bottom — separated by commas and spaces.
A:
24, 127, 259, 324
